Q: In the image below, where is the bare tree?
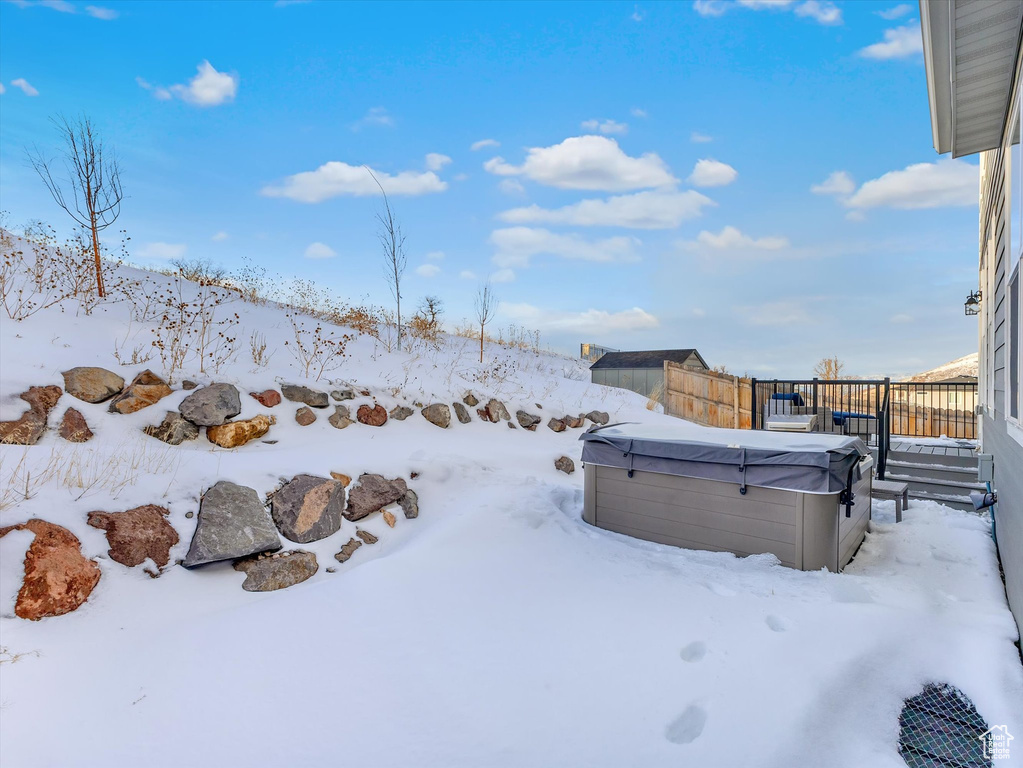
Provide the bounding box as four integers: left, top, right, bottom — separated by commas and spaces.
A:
813, 355, 845, 380
28, 115, 123, 298
367, 168, 407, 352
474, 280, 496, 363
419, 295, 443, 328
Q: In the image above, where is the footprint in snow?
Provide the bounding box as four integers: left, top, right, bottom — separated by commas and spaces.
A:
665, 704, 708, 745
765, 614, 788, 632
679, 641, 707, 662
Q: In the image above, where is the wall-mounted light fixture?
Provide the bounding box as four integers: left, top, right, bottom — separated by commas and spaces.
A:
965, 290, 982, 316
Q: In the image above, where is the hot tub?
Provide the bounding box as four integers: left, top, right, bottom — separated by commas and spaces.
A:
579, 423, 872, 572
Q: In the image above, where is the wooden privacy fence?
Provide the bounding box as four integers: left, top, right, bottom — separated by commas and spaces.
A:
664, 362, 752, 429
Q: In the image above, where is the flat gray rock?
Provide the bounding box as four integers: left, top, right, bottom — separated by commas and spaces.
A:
143, 410, 199, 445
183, 481, 281, 567
233, 550, 318, 592
331, 389, 355, 402
328, 405, 353, 429
390, 405, 414, 421
485, 398, 511, 422
421, 403, 451, 429
281, 384, 329, 408
452, 402, 471, 424
179, 383, 241, 426
555, 456, 576, 474
398, 489, 419, 519
271, 474, 344, 543
586, 410, 610, 425
345, 473, 408, 521
516, 410, 541, 430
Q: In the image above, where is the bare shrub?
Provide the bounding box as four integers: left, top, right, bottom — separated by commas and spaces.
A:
249, 330, 274, 368
171, 257, 227, 285
150, 276, 240, 382
474, 280, 496, 363
285, 312, 353, 380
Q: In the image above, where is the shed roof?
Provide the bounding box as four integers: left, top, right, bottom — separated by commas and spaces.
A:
590, 348, 707, 370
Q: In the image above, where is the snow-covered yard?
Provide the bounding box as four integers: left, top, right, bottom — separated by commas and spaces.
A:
1, 248, 1021, 767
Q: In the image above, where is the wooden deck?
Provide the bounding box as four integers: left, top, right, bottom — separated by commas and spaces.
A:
889, 439, 977, 459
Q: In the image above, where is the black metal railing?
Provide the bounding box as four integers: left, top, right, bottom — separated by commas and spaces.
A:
889, 382, 977, 440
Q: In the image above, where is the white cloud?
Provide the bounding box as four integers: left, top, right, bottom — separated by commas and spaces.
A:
741, 300, 812, 327
211, 231, 229, 242
811, 170, 855, 196
858, 23, 923, 60
262, 162, 448, 202
415, 263, 441, 277
498, 179, 526, 196
688, 158, 737, 187
845, 159, 977, 210
471, 138, 500, 151
304, 242, 336, 259
877, 4, 912, 20
689, 225, 789, 251
693, 0, 728, 17
425, 153, 452, 171
0, 83, 5, 95
793, 0, 841, 25
484, 135, 676, 191
165, 61, 238, 107
581, 118, 628, 135
891, 313, 914, 323
845, 210, 866, 222
138, 242, 187, 260
453, 172, 469, 182
136, 76, 171, 100
631, 5, 644, 22
696, 0, 841, 24
490, 227, 640, 269
85, 5, 117, 19
691, 131, 713, 143
491, 268, 516, 283
500, 302, 659, 334
10, 78, 39, 96
459, 270, 477, 280
498, 189, 714, 230
631, 107, 648, 118
738, 0, 794, 8
426, 250, 445, 261
352, 106, 393, 130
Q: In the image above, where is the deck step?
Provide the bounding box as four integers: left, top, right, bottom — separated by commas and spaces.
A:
902, 489, 976, 513
886, 449, 977, 469
884, 459, 979, 483
885, 472, 987, 498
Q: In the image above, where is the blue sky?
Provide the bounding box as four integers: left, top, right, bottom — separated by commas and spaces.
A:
0, 0, 981, 377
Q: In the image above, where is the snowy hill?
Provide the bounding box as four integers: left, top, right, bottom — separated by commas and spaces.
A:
0, 234, 1021, 768
907, 353, 979, 382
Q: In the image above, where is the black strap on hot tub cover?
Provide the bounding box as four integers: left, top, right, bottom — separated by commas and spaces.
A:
579, 424, 866, 495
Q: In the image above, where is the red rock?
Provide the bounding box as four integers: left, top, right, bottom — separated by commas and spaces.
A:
21, 385, 63, 415
250, 389, 282, 407
87, 504, 179, 568
295, 406, 316, 426
58, 408, 93, 442
357, 403, 387, 427
0, 385, 63, 445
0, 519, 101, 620
108, 370, 172, 415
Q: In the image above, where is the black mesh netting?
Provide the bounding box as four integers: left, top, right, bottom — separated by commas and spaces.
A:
899, 683, 992, 768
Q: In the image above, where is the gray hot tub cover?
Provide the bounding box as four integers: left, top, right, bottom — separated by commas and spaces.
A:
579, 422, 868, 495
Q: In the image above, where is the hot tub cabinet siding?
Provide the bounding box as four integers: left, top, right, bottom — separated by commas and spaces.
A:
583, 463, 871, 572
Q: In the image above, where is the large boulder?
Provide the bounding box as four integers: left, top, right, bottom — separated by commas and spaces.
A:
389, 405, 414, 421
58, 408, 93, 442
250, 389, 281, 407
357, 404, 388, 427
61, 367, 124, 403
206, 415, 275, 448
108, 370, 172, 414
233, 550, 318, 592
271, 474, 344, 543
516, 410, 541, 431
0, 519, 101, 620
485, 399, 511, 422
452, 402, 471, 424
143, 411, 199, 445
179, 383, 241, 426
87, 504, 179, 568
345, 474, 408, 521
0, 385, 63, 445
398, 489, 419, 519
421, 403, 451, 429
281, 384, 329, 408
328, 405, 353, 429
586, 410, 610, 426
182, 481, 281, 567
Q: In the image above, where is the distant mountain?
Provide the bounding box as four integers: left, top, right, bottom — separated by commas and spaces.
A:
906, 353, 979, 382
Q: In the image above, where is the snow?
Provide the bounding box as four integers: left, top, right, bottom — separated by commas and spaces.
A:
907, 353, 979, 383
1, 248, 1021, 767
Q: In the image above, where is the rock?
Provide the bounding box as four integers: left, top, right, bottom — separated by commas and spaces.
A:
485, 398, 511, 422
86, 504, 179, 568
0, 520, 101, 620
398, 489, 419, 520
281, 384, 329, 408
383, 510, 396, 528
143, 411, 199, 445
360, 389, 370, 397
182, 481, 281, 567
390, 405, 413, 421
334, 538, 362, 563
182, 380, 199, 390
563, 414, 585, 429
179, 383, 242, 426
345, 474, 408, 521
233, 550, 317, 592
476, 408, 490, 422
0, 385, 63, 445
535, 403, 543, 410
328, 405, 353, 429
330, 472, 352, 487
331, 389, 355, 402
250, 389, 281, 407
270, 474, 344, 544
547, 418, 566, 433
356, 529, 378, 544
507, 421, 516, 429
108, 370, 172, 414
357, 403, 388, 427
295, 407, 316, 426
516, 410, 541, 431
463, 392, 479, 407
452, 402, 471, 424
326, 566, 336, 573
58, 408, 93, 442
555, 456, 576, 474
206, 414, 275, 448
421, 403, 451, 429
586, 410, 610, 425
61, 367, 124, 403
185, 511, 194, 519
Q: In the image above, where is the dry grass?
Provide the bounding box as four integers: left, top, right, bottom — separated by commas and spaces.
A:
646, 380, 664, 411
